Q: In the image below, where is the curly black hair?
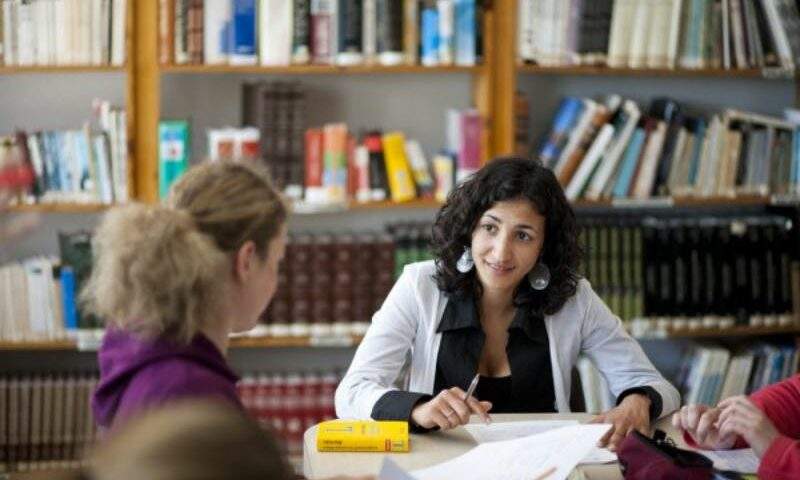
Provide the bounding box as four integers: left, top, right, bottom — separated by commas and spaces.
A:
431, 156, 582, 316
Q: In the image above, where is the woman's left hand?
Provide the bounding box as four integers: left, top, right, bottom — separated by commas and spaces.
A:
591, 393, 651, 451
717, 395, 780, 458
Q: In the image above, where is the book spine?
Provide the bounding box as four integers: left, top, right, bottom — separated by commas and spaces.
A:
292, 0, 311, 63
311, 0, 335, 64
381, 131, 416, 202
403, 0, 419, 65
454, 0, 475, 66
230, 0, 257, 64
376, 0, 403, 65
336, 0, 363, 65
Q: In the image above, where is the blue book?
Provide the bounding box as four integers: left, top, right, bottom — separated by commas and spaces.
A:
454, 0, 475, 66
420, 6, 440, 66
686, 118, 707, 187
230, 0, 256, 64
60, 266, 78, 332
612, 127, 646, 198
792, 129, 800, 188
538, 97, 584, 168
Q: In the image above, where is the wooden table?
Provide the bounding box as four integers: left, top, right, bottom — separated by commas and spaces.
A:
303, 413, 682, 479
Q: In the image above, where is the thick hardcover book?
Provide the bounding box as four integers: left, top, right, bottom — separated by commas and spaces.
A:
187, 0, 204, 64
376, 0, 403, 65
337, 0, 363, 65
293, 0, 311, 63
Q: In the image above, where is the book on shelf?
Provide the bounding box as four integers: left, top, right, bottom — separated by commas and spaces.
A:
0, 372, 98, 472
533, 92, 800, 201
158, 119, 190, 199
676, 341, 800, 407
159, 0, 483, 67
578, 213, 797, 328
0, 0, 126, 67
518, 0, 800, 71
6, 100, 127, 207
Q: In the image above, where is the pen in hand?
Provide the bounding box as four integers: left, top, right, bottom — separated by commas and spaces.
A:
463, 373, 491, 424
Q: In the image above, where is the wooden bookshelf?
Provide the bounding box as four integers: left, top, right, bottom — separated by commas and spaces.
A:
160, 64, 483, 75
5, 203, 113, 214
516, 64, 793, 79
0, 335, 364, 351
0, 66, 125, 74
571, 195, 772, 210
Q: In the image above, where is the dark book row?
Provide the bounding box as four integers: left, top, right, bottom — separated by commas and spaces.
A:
580, 213, 798, 324
242, 81, 306, 196
238, 369, 342, 456
0, 373, 98, 472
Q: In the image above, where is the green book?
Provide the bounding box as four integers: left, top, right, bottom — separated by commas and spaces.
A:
158, 120, 190, 199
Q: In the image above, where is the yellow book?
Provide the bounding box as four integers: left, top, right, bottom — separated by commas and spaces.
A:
316, 420, 409, 452
381, 132, 417, 203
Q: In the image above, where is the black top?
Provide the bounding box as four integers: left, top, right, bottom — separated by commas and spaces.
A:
370, 293, 663, 432
474, 376, 513, 413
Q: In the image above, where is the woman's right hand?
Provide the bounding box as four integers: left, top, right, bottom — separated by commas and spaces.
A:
671, 404, 737, 450
410, 387, 492, 431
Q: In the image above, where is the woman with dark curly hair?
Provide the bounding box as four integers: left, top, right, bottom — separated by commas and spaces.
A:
335, 157, 679, 451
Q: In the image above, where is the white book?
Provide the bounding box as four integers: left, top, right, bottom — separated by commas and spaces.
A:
34, 1, 48, 65
80, 0, 92, 64
730, 0, 748, 68
517, 0, 534, 61
646, 0, 672, 68
700, 116, 728, 197
607, 0, 637, 68
55, 0, 68, 65
259, 0, 293, 66
24, 258, 48, 339
438, 0, 455, 65
205, 0, 230, 64
565, 123, 615, 200
666, 0, 684, 68
1, 1, 12, 66
90, 0, 102, 65
17, 0, 33, 66
627, 0, 651, 68
692, 115, 720, 196
363, 0, 377, 63
111, 0, 126, 65
631, 121, 667, 199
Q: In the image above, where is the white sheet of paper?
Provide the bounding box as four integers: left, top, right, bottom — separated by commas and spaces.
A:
410, 424, 612, 480
463, 420, 618, 464
702, 448, 760, 474
379, 457, 418, 480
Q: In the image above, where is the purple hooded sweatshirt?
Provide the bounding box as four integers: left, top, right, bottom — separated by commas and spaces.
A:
92, 328, 242, 429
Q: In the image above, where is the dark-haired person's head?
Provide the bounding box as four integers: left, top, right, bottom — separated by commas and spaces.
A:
432, 157, 582, 316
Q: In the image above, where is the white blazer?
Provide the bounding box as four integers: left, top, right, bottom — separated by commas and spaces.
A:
335, 261, 680, 420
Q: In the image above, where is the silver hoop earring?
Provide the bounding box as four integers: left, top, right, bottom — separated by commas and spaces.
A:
528, 263, 550, 290
456, 247, 474, 273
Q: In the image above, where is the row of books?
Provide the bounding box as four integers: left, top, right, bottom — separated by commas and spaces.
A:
518, 0, 800, 71
238, 369, 341, 456
0, 373, 99, 473
264, 232, 395, 337
387, 221, 435, 279
8, 100, 128, 206
580, 214, 797, 325
538, 95, 800, 201
678, 342, 800, 406
161, 0, 483, 67
0, 0, 127, 67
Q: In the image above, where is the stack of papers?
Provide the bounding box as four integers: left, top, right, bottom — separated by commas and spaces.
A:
463, 420, 618, 465
378, 423, 612, 480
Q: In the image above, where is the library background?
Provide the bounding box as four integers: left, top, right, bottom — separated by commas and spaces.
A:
1, 0, 800, 475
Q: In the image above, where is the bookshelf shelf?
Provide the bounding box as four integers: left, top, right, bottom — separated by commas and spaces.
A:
633, 324, 800, 340
0, 335, 364, 352
160, 64, 483, 75
571, 195, 772, 211
516, 64, 794, 79
0, 66, 125, 74
6, 203, 114, 214
292, 198, 443, 215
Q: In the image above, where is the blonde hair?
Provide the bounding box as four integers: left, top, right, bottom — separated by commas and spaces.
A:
84, 400, 293, 480
82, 161, 287, 343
